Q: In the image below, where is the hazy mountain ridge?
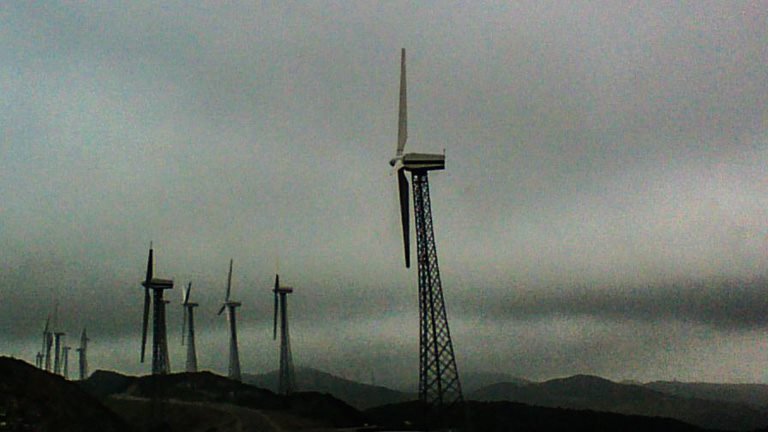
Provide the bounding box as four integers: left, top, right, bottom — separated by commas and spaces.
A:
645, 380, 768, 408
470, 374, 768, 431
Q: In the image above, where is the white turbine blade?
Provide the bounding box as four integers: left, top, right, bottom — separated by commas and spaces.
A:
397, 168, 411, 268
225, 259, 233, 301
397, 48, 407, 156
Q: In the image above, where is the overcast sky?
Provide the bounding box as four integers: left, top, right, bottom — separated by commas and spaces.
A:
1, 2, 767, 388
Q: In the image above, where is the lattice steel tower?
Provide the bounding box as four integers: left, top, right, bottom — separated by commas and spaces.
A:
272, 274, 296, 395
181, 282, 199, 373
389, 49, 463, 408
140, 245, 174, 375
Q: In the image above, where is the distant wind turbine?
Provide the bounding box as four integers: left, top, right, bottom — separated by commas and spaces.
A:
181, 282, 199, 373
140, 245, 174, 375
218, 259, 242, 381
272, 274, 296, 395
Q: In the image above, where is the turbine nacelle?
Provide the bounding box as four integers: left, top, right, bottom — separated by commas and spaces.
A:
398, 153, 446, 172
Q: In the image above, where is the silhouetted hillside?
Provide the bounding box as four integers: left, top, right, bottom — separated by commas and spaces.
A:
78, 369, 135, 398
244, 366, 414, 409
81, 370, 367, 430
0, 357, 133, 431
470, 374, 768, 431
646, 381, 768, 408
365, 400, 713, 432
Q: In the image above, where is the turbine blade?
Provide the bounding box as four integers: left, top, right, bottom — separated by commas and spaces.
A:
218, 304, 226, 316
145, 247, 153, 283
225, 259, 233, 301
397, 48, 407, 156
141, 287, 150, 362
273, 274, 279, 340
183, 282, 191, 304
397, 169, 411, 268
273, 292, 278, 340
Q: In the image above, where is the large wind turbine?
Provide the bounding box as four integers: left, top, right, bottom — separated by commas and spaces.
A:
272, 274, 295, 395
388, 49, 463, 408
140, 245, 174, 375
181, 282, 199, 373
218, 259, 242, 381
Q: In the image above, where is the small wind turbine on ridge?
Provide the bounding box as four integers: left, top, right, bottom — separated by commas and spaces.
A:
272, 273, 296, 395
181, 282, 199, 372
218, 259, 242, 381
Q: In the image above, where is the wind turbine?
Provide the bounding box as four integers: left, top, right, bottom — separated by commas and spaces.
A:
272, 274, 296, 395
140, 245, 174, 375
218, 259, 241, 381
388, 49, 463, 408
77, 327, 89, 380
181, 282, 199, 373
53, 332, 65, 375
41, 316, 52, 371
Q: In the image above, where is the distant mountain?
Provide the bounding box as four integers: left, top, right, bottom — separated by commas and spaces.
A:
0, 357, 133, 431
243, 366, 414, 409
469, 374, 768, 431
645, 381, 768, 408
366, 400, 713, 432
460, 371, 530, 393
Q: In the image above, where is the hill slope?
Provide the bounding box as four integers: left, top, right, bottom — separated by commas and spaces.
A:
366, 400, 713, 432
0, 357, 133, 432
244, 366, 414, 409
82, 369, 367, 430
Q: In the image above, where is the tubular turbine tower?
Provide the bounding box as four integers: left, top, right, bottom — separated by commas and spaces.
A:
181, 282, 199, 373
140, 245, 174, 375
272, 274, 295, 395
218, 259, 242, 381
389, 49, 463, 409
